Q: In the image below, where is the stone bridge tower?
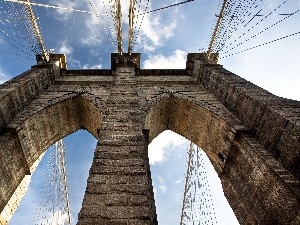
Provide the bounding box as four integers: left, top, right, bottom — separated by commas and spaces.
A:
0, 53, 299, 224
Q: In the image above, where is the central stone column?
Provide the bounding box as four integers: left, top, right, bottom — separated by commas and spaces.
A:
78, 54, 157, 224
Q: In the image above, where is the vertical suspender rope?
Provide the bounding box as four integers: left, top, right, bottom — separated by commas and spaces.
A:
180, 142, 194, 225
58, 140, 72, 225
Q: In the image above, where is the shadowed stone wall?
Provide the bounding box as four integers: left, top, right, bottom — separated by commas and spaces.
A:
0, 53, 299, 224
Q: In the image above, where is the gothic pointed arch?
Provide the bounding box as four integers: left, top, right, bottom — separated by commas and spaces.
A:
10, 94, 103, 172
144, 95, 245, 173
144, 94, 300, 224
0, 93, 103, 223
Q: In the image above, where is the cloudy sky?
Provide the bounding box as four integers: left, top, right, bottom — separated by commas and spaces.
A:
1, 0, 299, 224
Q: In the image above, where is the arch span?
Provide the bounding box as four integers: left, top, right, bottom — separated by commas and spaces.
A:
10, 95, 102, 172
0, 95, 102, 224
145, 96, 300, 224
145, 96, 243, 173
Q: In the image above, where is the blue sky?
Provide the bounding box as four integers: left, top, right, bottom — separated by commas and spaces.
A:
1, 0, 300, 224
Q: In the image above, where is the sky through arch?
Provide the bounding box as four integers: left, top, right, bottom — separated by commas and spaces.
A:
9, 130, 97, 224
10, 129, 239, 225
149, 130, 239, 225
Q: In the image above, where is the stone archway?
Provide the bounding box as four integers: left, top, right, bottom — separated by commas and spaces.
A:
0, 52, 299, 225
0, 95, 102, 224
144, 95, 300, 224
145, 96, 243, 173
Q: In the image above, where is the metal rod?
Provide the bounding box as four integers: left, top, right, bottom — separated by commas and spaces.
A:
207, 0, 228, 57
140, 0, 194, 15
128, 0, 135, 56
5, 0, 94, 14
115, 0, 123, 56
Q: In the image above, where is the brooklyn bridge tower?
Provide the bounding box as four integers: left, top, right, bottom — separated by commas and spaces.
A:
0, 0, 299, 224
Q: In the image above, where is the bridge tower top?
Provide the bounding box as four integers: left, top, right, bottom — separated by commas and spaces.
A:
111, 53, 141, 70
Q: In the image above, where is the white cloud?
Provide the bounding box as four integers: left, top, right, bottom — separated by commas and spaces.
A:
137, 15, 176, 46
220, 36, 300, 101
55, 39, 102, 69
0, 68, 9, 84
56, 40, 83, 68
134, 16, 177, 52
57, 40, 73, 55
175, 177, 184, 184
130, 2, 178, 52
79, 0, 115, 47
49, 0, 79, 21
153, 176, 167, 196
143, 49, 187, 69
80, 28, 103, 47
37, 209, 71, 224
148, 130, 186, 164
83, 63, 102, 69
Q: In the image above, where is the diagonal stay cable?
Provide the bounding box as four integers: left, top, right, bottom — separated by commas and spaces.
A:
102, 0, 116, 45
132, 0, 150, 48
0, 3, 35, 55
219, 0, 290, 53
4, 0, 94, 14
213, 0, 260, 52
140, 0, 194, 15
132, 0, 195, 49
222, 9, 300, 55
7, 0, 48, 61
88, 0, 115, 49
221, 31, 300, 59
2, 2, 39, 55
0, 48, 33, 59
213, 0, 266, 52
213, 0, 265, 52
0, 19, 34, 55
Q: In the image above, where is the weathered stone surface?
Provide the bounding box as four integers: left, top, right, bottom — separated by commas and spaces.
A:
0, 53, 299, 224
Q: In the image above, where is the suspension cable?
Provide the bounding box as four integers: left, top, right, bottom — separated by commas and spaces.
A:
5, 0, 94, 14
87, 0, 116, 49
0, 48, 33, 59
180, 142, 194, 225
222, 9, 300, 54
207, 0, 228, 59
3, 1, 41, 56
102, 0, 116, 46
57, 140, 72, 225
132, 0, 150, 49
140, 0, 195, 15
7, 0, 48, 62
221, 31, 300, 59
114, 0, 123, 55
217, 0, 290, 53
213, 0, 264, 52
128, 0, 134, 56
211, 0, 266, 53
